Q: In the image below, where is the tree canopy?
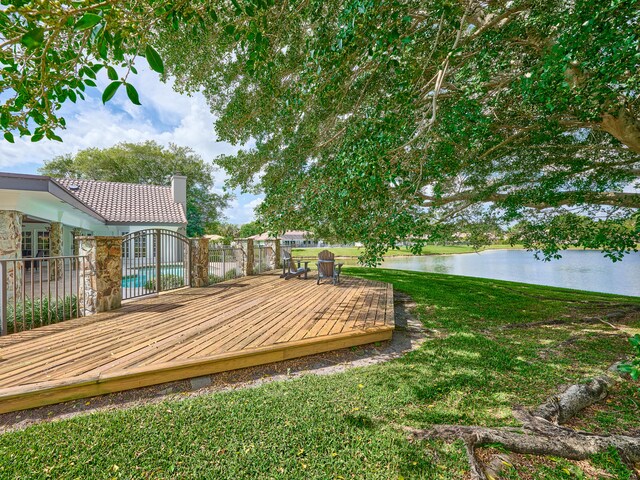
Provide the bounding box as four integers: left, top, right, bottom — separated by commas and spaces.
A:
157, 0, 640, 263
238, 221, 264, 238
0, 0, 228, 143
3, 0, 639, 263
39, 141, 229, 237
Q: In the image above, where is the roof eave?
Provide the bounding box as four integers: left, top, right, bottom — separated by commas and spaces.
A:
0, 173, 108, 223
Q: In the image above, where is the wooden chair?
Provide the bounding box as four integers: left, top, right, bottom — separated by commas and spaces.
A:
316, 250, 343, 285
282, 252, 310, 280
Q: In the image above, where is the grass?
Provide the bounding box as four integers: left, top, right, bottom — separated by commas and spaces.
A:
292, 244, 522, 258
1, 269, 639, 479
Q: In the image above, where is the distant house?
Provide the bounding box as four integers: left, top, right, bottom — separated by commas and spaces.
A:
0, 172, 187, 260
203, 234, 225, 244
248, 230, 321, 248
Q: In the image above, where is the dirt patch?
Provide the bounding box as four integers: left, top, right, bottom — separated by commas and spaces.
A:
0, 291, 426, 435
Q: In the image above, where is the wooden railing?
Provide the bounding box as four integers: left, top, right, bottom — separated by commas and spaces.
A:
0, 255, 87, 335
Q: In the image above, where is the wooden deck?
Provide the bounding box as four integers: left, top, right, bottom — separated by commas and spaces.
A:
0, 273, 394, 413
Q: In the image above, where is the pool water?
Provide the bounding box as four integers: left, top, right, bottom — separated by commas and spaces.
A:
122, 266, 186, 289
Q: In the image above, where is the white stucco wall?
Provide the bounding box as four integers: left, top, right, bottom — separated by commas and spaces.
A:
2, 189, 184, 258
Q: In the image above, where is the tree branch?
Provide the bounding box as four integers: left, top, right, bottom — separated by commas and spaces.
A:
421, 191, 640, 209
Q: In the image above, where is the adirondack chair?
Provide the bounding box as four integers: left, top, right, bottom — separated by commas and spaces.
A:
316, 250, 343, 285
282, 252, 310, 280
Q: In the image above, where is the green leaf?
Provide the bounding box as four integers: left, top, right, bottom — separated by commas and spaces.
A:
81, 66, 96, 79
225, 25, 236, 35
107, 66, 118, 80
97, 38, 108, 61
102, 81, 121, 104
46, 131, 63, 142
145, 45, 164, 74
4, 131, 14, 143
31, 133, 44, 142
74, 13, 102, 31
21, 28, 45, 48
125, 83, 142, 105
84, 79, 97, 87
68, 89, 77, 103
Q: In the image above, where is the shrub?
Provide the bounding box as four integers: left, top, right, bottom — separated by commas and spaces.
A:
143, 274, 185, 291
618, 334, 640, 381
7, 295, 79, 333
208, 270, 240, 285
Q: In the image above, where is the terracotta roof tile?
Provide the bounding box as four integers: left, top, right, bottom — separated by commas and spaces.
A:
55, 178, 187, 224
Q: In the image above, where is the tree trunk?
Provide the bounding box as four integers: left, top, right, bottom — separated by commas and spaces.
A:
405, 372, 640, 479
600, 107, 640, 155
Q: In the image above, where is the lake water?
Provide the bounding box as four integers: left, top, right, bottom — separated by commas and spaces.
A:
379, 250, 640, 297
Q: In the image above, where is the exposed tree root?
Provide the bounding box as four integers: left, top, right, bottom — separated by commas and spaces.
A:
405, 372, 640, 479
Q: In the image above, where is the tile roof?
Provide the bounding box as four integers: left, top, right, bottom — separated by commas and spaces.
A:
55, 178, 187, 225
249, 230, 311, 241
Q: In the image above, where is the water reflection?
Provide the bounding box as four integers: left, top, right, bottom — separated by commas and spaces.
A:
375, 250, 640, 297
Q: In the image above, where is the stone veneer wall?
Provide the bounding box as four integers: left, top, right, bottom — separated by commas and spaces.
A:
243, 239, 254, 276
264, 239, 281, 270
0, 211, 23, 301
78, 237, 122, 315
190, 237, 209, 287
49, 222, 63, 280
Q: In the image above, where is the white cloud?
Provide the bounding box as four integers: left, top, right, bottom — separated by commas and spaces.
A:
0, 63, 262, 223
223, 195, 263, 224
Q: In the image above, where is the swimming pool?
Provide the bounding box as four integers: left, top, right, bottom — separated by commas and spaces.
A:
122, 266, 186, 288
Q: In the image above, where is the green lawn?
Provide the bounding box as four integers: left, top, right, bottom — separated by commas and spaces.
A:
292, 244, 522, 258
1, 269, 639, 479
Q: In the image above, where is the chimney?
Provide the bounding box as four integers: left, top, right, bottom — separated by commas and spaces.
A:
171, 175, 187, 208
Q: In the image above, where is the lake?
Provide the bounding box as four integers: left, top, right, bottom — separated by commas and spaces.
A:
378, 249, 640, 297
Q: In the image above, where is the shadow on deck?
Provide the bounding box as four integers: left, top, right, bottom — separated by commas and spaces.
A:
0, 273, 394, 413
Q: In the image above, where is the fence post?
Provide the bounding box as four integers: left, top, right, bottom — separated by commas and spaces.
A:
274, 239, 281, 270
155, 229, 162, 294
0, 262, 6, 336
245, 239, 254, 276
78, 236, 122, 315
190, 237, 209, 287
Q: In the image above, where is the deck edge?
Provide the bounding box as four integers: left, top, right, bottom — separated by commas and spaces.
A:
0, 323, 394, 414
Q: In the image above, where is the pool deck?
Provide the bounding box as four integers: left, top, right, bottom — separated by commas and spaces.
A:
0, 272, 394, 413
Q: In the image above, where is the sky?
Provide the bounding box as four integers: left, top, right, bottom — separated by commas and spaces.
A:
0, 64, 263, 225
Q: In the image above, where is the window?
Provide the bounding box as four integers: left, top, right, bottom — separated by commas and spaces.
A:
22, 231, 33, 257
37, 231, 50, 257
134, 234, 147, 258
121, 232, 130, 258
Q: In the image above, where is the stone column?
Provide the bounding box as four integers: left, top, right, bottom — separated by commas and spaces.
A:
264, 238, 280, 270
78, 236, 122, 315
245, 238, 254, 276
49, 222, 63, 280
0, 211, 23, 304
275, 239, 281, 270
190, 237, 209, 287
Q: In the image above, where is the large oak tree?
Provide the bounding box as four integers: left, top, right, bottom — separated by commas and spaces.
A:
1, 0, 638, 263
158, 0, 640, 263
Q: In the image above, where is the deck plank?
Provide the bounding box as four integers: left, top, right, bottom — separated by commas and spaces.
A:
0, 273, 394, 413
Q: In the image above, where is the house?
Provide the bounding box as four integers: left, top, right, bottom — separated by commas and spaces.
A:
248, 230, 322, 248
0, 172, 187, 261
